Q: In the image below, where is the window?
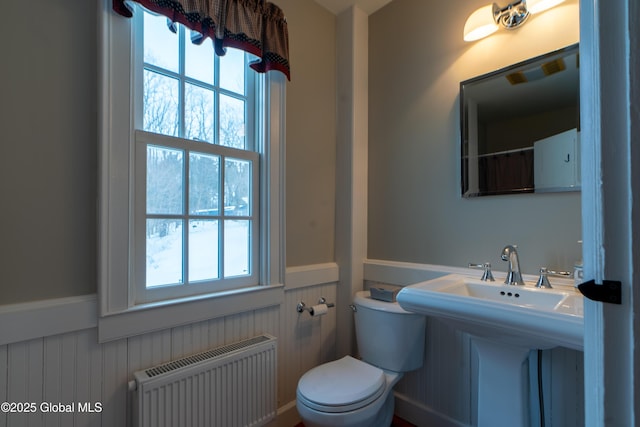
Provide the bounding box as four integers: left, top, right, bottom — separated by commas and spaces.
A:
98, 3, 285, 341
133, 10, 259, 303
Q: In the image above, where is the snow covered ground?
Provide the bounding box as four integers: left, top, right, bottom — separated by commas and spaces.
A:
146, 219, 249, 287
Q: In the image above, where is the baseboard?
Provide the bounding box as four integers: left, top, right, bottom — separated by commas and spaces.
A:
394, 392, 470, 427
266, 399, 300, 427
268, 394, 467, 427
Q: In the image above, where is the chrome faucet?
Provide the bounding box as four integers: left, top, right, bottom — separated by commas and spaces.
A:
501, 245, 525, 286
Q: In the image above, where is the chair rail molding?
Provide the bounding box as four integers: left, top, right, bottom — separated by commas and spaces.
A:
0, 295, 98, 346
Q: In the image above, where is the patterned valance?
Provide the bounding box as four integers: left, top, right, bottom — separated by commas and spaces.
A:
113, 0, 290, 80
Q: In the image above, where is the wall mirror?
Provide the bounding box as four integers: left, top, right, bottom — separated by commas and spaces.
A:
461, 43, 580, 197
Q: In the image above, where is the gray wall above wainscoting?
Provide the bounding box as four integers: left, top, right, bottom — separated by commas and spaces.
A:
368, 0, 582, 275
1, 0, 98, 303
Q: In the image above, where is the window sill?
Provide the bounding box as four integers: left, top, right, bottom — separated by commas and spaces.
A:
98, 284, 284, 343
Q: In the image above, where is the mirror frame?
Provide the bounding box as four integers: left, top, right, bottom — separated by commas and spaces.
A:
460, 43, 580, 198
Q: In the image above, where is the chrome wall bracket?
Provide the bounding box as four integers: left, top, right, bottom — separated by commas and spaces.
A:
296, 297, 335, 314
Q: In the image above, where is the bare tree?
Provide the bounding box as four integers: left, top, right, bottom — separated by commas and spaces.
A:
143, 69, 179, 137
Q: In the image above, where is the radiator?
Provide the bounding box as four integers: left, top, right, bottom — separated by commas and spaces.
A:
131, 334, 277, 427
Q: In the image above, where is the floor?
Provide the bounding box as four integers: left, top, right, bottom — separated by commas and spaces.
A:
295, 415, 416, 427
390, 415, 416, 427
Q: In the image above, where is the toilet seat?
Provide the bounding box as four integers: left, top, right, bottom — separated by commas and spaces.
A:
297, 356, 386, 413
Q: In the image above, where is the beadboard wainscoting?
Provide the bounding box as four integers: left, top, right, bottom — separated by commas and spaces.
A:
0, 263, 338, 427
0, 260, 583, 427
364, 259, 585, 427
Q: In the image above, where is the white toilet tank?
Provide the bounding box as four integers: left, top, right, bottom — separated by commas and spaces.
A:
353, 290, 426, 372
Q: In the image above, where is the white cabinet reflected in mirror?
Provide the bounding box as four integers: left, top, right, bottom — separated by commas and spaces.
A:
461, 44, 580, 197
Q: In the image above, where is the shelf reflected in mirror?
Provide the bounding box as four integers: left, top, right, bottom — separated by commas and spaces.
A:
460, 43, 580, 198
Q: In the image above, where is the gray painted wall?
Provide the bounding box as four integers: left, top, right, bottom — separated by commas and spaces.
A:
368, 0, 582, 275
278, 0, 337, 267
1, 0, 98, 303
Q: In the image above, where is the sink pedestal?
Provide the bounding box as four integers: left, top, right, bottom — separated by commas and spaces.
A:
474, 338, 531, 427
396, 273, 584, 427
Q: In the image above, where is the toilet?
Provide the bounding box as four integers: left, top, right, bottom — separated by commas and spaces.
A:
296, 290, 426, 427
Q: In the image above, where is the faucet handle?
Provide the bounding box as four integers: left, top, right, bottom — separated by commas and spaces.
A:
468, 262, 495, 282
535, 267, 552, 288
547, 270, 574, 278
536, 268, 575, 288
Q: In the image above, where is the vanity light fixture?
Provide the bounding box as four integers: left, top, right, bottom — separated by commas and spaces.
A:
463, 0, 566, 42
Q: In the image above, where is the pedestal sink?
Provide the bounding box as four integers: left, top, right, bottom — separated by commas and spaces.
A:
397, 274, 584, 427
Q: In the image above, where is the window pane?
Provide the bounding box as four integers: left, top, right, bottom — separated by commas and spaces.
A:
185, 36, 214, 84
189, 219, 219, 281
185, 83, 214, 143
143, 70, 179, 136
224, 220, 250, 277
147, 146, 184, 214
189, 152, 219, 215
220, 48, 245, 94
147, 219, 183, 287
224, 158, 251, 216
143, 11, 179, 73
219, 95, 246, 149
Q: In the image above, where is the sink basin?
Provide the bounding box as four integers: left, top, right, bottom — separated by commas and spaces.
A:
438, 277, 566, 308
397, 273, 583, 350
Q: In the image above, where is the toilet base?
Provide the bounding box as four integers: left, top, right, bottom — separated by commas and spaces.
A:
297, 391, 395, 427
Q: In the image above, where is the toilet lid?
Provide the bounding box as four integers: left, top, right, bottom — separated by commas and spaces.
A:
297, 356, 386, 413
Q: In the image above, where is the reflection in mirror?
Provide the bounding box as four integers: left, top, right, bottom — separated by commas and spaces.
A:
461, 44, 580, 197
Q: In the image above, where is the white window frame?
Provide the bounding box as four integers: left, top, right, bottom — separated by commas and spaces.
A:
97, 0, 285, 342
133, 131, 260, 304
